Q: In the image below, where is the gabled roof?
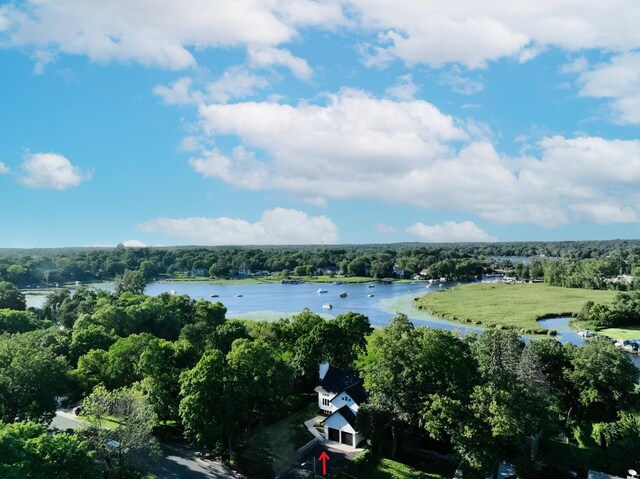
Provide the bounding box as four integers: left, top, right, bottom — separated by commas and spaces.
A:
343, 381, 368, 404
318, 365, 361, 395
327, 405, 357, 429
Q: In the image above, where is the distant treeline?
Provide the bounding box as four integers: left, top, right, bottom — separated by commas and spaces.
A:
3, 239, 640, 289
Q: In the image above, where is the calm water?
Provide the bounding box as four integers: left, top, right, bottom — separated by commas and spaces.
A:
24, 280, 640, 367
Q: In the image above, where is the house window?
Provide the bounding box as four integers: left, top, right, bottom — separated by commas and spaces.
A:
322, 398, 330, 406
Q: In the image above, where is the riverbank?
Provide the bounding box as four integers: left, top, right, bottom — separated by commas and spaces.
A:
415, 283, 617, 334
158, 274, 393, 285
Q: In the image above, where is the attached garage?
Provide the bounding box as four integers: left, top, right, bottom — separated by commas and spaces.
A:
340, 431, 354, 446
324, 405, 363, 449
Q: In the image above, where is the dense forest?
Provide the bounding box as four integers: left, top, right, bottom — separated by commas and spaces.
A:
3, 239, 640, 290
1, 275, 640, 478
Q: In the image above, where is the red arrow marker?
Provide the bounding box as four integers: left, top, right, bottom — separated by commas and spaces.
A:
318, 451, 330, 476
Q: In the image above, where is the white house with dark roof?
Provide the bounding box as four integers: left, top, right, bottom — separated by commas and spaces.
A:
314, 362, 366, 448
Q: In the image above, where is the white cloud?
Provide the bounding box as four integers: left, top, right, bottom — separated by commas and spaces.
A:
350, 1, 640, 69
187, 89, 640, 227
32, 49, 56, 75
385, 74, 418, 100
153, 77, 200, 105
407, 221, 497, 242
0, 0, 345, 70
122, 239, 147, 247
18, 152, 91, 190
374, 223, 396, 233
0, 162, 9, 174
439, 68, 484, 95
5, 1, 640, 74
206, 66, 270, 102
560, 56, 588, 75
248, 46, 313, 80
154, 67, 270, 106
137, 207, 338, 245
574, 52, 640, 124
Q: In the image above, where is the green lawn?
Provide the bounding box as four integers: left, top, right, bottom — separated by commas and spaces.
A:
415, 283, 617, 334
598, 325, 640, 340
347, 457, 455, 479
239, 404, 316, 476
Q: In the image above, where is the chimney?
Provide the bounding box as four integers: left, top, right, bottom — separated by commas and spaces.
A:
319, 362, 330, 380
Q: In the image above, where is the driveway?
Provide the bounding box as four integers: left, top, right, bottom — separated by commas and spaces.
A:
279, 443, 364, 478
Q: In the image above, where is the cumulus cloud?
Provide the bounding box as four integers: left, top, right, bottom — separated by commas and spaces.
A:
137, 208, 338, 245
18, 153, 91, 190
0, 162, 9, 174
350, 1, 640, 69
4, 1, 640, 74
407, 221, 497, 242
574, 52, 640, 124
186, 89, 640, 227
0, 0, 345, 70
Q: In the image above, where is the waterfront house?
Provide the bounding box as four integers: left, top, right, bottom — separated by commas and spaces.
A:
315, 362, 366, 448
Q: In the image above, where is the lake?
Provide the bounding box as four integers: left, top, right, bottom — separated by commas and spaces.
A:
26, 280, 640, 367
24, 279, 573, 336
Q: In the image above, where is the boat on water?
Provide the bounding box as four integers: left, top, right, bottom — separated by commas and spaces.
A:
170, 290, 177, 294
368, 294, 374, 297
367, 284, 375, 288
317, 288, 328, 293
339, 292, 348, 298
236, 294, 243, 298
322, 303, 333, 309
333, 280, 344, 285
210, 294, 219, 298
578, 329, 595, 338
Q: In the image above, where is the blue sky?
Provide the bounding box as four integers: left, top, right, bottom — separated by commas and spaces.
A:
1, 1, 640, 247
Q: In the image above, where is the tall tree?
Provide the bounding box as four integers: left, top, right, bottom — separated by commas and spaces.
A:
114, 269, 147, 296
0, 334, 69, 424
0, 421, 99, 479
79, 386, 161, 478
0, 281, 26, 311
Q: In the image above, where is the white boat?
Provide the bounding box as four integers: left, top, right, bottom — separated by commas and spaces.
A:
317, 288, 328, 294
322, 303, 333, 309
368, 294, 374, 297
170, 290, 177, 294
367, 284, 375, 288
339, 291, 348, 298
578, 329, 595, 338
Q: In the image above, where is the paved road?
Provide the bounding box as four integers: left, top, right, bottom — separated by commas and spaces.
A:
50, 410, 240, 479
50, 409, 83, 431
151, 444, 241, 479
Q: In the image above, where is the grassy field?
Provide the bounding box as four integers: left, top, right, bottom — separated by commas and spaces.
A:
346, 457, 455, 479
415, 283, 617, 334
598, 325, 640, 340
